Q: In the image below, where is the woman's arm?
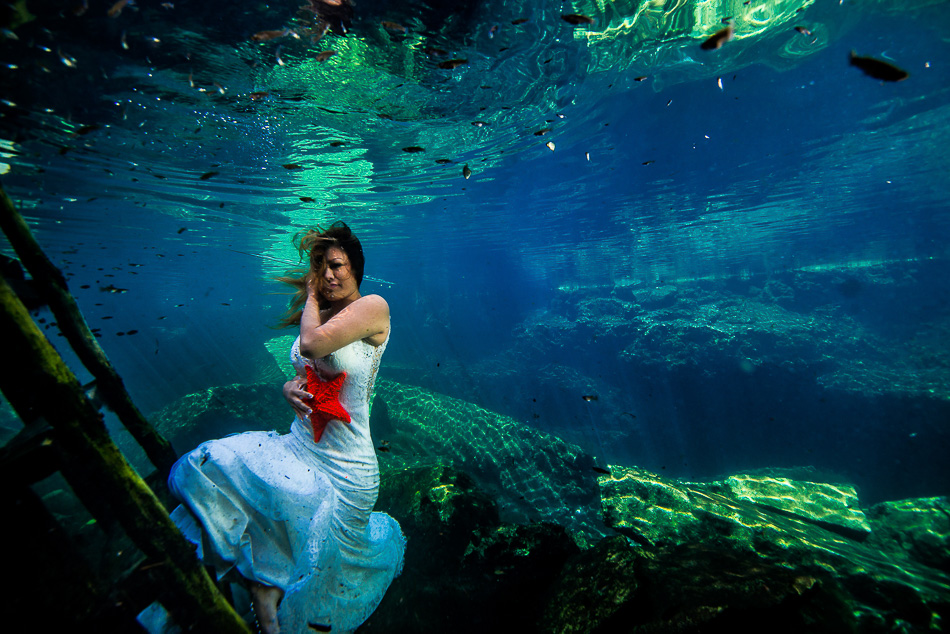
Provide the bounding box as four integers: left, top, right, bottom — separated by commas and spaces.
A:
299, 294, 390, 359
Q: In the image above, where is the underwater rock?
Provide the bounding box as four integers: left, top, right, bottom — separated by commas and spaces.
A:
366, 464, 580, 632
373, 379, 605, 545
539, 535, 639, 634
715, 473, 871, 537
597, 465, 950, 632
866, 496, 950, 573
151, 383, 289, 453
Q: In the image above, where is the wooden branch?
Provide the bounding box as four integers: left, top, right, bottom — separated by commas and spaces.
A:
0, 185, 178, 480
0, 275, 251, 633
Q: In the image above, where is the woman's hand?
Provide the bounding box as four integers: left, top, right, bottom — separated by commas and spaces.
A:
283, 376, 312, 420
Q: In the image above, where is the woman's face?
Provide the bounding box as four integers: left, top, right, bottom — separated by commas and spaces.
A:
319, 246, 360, 303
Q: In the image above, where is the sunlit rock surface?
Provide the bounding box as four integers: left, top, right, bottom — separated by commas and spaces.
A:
373, 378, 605, 544
596, 465, 949, 632
716, 473, 871, 536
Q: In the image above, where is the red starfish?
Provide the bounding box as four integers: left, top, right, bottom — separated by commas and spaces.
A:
305, 366, 350, 442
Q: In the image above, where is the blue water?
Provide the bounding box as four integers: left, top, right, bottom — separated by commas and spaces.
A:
2, 0, 949, 507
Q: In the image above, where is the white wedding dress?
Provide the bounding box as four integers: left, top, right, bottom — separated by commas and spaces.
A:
167, 333, 404, 633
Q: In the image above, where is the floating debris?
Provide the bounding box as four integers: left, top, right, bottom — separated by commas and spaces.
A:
561, 14, 594, 25
438, 59, 467, 69
700, 25, 734, 50
849, 51, 908, 82
545, 141, 555, 151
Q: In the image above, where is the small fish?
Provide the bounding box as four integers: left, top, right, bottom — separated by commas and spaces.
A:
471, 120, 489, 127
251, 29, 291, 42
73, 124, 100, 136
329, 141, 345, 147
561, 14, 594, 25
582, 394, 598, 401
717, 76, 723, 90
73, 0, 89, 16
794, 26, 812, 36
100, 284, 128, 293
642, 160, 655, 165
488, 24, 498, 38
700, 25, 733, 50
633, 75, 647, 82
275, 46, 285, 66
534, 128, 551, 136
721, 16, 733, 24
58, 49, 78, 68
435, 158, 452, 164
545, 141, 555, 151
849, 51, 908, 82
213, 81, 226, 95
161, 2, 174, 8
283, 163, 303, 169
315, 50, 336, 62
377, 445, 391, 452
438, 59, 467, 70
592, 466, 611, 475
249, 91, 270, 100
512, 18, 528, 25
126, 329, 139, 335
120, 30, 129, 50
107, 0, 131, 18
299, 196, 316, 202
381, 21, 407, 35
424, 46, 448, 57
177, 227, 187, 234
199, 170, 219, 180
462, 165, 472, 179
402, 146, 425, 153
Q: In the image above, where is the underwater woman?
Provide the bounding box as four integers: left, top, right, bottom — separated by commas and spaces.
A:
167, 221, 405, 633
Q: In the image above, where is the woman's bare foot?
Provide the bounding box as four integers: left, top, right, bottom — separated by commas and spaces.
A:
250, 582, 284, 634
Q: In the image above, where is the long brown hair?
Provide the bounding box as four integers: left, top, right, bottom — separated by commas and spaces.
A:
275, 221, 364, 327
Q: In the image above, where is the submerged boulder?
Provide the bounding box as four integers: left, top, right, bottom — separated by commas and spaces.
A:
593, 466, 949, 633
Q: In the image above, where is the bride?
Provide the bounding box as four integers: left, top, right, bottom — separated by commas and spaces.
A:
168, 222, 404, 633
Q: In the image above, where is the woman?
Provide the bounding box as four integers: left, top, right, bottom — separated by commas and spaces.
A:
167, 222, 404, 634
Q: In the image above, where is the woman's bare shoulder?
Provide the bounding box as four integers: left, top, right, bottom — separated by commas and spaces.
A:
356, 294, 390, 315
